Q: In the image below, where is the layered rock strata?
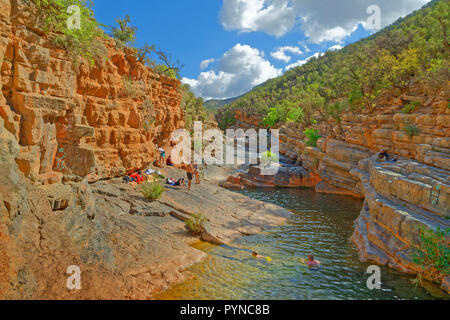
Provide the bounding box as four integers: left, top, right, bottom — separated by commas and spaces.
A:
1, 0, 184, 185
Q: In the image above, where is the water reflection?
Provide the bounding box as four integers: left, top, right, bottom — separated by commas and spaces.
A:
156, 188, 446, 300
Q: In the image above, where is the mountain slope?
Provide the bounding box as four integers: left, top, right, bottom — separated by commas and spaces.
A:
216, 0, 449, 130
204, 95, 241, 113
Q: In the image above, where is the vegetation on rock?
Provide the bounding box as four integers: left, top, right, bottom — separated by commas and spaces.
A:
412, 227, 450, 285
403, 123, 421, 138
121, 77, 144, 99
180, 84, 215, 132
402, 101, 421, 114
303, 128, 321, 147
141, 182, 165, 201
185, 213, 207, 236
109, 14, 137, 47
34, 0, 107, 66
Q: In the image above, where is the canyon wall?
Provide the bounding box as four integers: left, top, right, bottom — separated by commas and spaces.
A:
0, 0, 184, 186
0, 0, 195, 299
232, 87, 450, 292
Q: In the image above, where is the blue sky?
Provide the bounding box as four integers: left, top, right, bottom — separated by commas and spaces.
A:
93, 0, 430, 100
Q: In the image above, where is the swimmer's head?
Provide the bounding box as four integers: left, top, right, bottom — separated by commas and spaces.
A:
252, 251, 258, 257
308, 255, 314, 261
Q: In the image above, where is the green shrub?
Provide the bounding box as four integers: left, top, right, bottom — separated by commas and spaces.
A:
303, 128, 321, 147
216, 107, 237, 131
403, 123, 420, 138
402, 101, 421, 114
261, 151, 279, 164
141, 182, 165, 201
109, 14, 137, 47
412, 227, 450, 285
122, 77, 144, 99
185, 213, 207, 236
262, 107, 280, 128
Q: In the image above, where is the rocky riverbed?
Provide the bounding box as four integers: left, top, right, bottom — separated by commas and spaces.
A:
0, 129, 292, 299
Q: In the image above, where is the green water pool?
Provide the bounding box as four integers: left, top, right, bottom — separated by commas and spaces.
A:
156, 188, 448, 300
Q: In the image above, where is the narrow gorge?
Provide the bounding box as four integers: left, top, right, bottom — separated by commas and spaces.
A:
0, 0, 448, 301
227, 91, 450, 293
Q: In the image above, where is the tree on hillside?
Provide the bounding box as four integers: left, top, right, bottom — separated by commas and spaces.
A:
154, 50, 184, 80
136, 43, 156, 65
215, 0, 450, 130
180, 84, 210, 131
110, 14, 137, 46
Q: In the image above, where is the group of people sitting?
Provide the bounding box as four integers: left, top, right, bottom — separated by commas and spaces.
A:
122, 168, 163, 185
123, 144, 207, 192
377, 150, 398, 163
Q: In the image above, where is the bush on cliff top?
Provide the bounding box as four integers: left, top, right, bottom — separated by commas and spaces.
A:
34, 0, 107, 66
109, 14, 137, 47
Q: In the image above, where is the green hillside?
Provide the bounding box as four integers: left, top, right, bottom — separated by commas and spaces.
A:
204, 96, 240, 113
216, 0, 449, 130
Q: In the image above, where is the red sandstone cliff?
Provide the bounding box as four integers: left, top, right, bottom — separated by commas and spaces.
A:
0, 0, 184, 185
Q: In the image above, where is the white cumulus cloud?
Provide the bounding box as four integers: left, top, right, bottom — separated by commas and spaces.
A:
183, 44, 282, 100
270, 46, 303, 62
219, 0, 297, 37
220, 0, 432, 43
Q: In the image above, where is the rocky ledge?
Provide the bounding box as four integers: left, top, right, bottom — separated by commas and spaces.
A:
0, 122, 292, 299
223, 165, 321, 188
352, 158, 450, 293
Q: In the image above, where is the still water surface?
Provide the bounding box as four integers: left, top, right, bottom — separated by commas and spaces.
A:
156, 188, 445, 300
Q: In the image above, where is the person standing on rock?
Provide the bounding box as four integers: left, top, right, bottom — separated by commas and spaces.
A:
186, 163, 194, 191
194, 163, 200, 185
156, 145, 166, 165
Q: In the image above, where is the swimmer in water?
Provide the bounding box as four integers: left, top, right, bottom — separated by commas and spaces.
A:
252, 251, 272, 262
301, 255, 321, 268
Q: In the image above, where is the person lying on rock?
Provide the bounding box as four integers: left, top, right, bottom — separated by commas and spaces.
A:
166, 178, 184, 187
301, 255, 321, 268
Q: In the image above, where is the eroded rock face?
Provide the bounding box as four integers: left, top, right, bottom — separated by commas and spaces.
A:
352, 159, 450, 293
0, 0, 184, 185
0, 121, 293, 299
0, 140, 206, 299
232, 85, 450, 293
